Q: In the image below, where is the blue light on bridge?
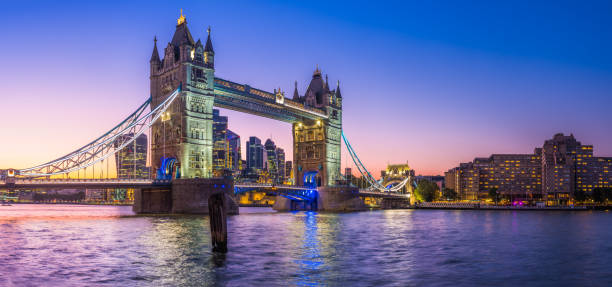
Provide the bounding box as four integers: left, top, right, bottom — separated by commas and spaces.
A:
157, 157, 176, 180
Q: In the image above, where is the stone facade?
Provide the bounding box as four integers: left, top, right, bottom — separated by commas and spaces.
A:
150, 18, 216, 179
292, 70, 342, 187
171, 178, 238, 214
133, 178, 239, 215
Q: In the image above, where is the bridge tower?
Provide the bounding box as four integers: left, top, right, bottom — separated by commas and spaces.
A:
150, 11, 216, 178
292, 69, 342, 187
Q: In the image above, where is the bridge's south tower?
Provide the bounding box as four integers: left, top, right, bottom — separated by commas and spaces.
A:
292, 69, 342, 186
150, 12, 215, 178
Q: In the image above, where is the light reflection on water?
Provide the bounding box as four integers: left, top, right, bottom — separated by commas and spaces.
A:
1, 205, 612, 286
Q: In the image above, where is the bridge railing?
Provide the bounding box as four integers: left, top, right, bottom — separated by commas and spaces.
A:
234, 182, 312, 190
10, 178, 170, 185
358, 190, 410, 198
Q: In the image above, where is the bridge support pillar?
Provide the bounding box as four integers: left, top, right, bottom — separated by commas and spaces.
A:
133, 178, 239, 215
272, 195, 318, 211
171, 178, 239, 214
317, 187, 366, 212
380, 198, 410, 209
133, 187, 172, 214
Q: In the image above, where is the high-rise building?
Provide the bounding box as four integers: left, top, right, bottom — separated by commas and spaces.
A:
227, 130, 242, 172
541, 134, 586, 204
286, 161, 293, 180
445, 133, 612, 205
265, 139, 279, 183
246, 137, 264, 171
212, 109, 228, 176
276, 147, 286, 183
114, 133, 148, 179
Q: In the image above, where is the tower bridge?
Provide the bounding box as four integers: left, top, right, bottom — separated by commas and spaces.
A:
2, 11, 411, 214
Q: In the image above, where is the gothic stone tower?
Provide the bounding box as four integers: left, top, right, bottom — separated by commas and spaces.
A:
150, 12, 216, 178
292, 68, 343, 186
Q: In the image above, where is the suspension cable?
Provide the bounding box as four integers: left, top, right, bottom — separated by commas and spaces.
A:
18, 87, 181, 177
341, 131, 411, 192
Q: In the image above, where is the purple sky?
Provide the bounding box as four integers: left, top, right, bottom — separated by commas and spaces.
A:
1, 1, 611, 177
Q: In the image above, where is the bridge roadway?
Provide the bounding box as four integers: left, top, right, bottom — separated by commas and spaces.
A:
0, 179, 408, 199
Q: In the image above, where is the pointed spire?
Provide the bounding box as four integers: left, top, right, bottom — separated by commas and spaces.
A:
293, 80, 299, 99
177, 9, 186, 26
325, 74, 330, 90
150, 36, 160, 63
313, 64, 321, 77
171, 11, 195, 46
204, 26, 214, 53
335, 80, 342, 98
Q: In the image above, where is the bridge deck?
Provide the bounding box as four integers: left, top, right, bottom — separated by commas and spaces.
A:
1, 179, 409, 199
0, 179, 171, 189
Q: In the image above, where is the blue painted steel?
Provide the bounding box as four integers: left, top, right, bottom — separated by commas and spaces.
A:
303, 171, 318, 189
156, 157, 176, 180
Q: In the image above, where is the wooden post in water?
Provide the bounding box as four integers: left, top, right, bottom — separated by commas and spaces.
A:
208, 193, 228, 253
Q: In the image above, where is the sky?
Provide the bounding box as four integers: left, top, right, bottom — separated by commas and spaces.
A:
0, 0, 611, 177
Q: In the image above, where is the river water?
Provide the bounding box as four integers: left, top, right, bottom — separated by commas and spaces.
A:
1, 204, 611, 286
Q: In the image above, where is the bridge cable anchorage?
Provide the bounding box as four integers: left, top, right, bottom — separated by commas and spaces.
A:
17, 88, 182, 177
341, 131, 411, 193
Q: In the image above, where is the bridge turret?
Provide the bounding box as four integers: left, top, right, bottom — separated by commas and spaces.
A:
304, 66, 331, 108
293, 81, 300, 100
150, 36, 161, 72
334, 80, 342, 106
204, 26, 214, 69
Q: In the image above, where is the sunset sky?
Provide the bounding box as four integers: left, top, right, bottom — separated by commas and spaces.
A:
1, 0, 611, 176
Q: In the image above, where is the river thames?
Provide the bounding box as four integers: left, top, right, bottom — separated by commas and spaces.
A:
1, 205, 611, 286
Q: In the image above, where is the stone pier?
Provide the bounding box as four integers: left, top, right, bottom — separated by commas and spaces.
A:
133, 178, 239, 215
380, 198, 411, 209
272, 186, 367, 212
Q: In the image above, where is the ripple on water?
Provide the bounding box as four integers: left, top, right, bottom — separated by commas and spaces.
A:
2, 205, 612, 286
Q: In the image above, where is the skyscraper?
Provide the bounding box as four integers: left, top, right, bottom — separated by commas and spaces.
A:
246, 137, 264, 171
212, 109, 228, 176
265, 139, 278, 183
286, 161, 293, 184
276, 147, 285, 183
114, 133, 148, 179
227, 130, 241, 172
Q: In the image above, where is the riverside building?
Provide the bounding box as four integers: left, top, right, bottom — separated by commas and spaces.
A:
445, 133, 612, 205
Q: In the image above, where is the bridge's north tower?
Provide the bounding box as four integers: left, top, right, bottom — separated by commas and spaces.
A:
150, 12, 216, 178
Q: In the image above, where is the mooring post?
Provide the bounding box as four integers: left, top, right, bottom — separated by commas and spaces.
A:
208, 193, 228, 253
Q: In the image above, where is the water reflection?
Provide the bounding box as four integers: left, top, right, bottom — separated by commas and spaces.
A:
295, 211, 323, 286
2, 205, 612, 286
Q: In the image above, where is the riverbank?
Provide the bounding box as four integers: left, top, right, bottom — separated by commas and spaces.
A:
414, 202, 601, 211
3, 201, 133, 206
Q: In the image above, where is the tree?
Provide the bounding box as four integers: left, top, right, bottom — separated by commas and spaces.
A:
573, 190, 590, 203
415, 180, 439, 202
488, 188, 500, 205
442, 188, 458, 201
592, 188, 612, 204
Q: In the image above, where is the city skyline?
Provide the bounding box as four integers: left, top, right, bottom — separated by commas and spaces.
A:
1, 1, 612, 176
